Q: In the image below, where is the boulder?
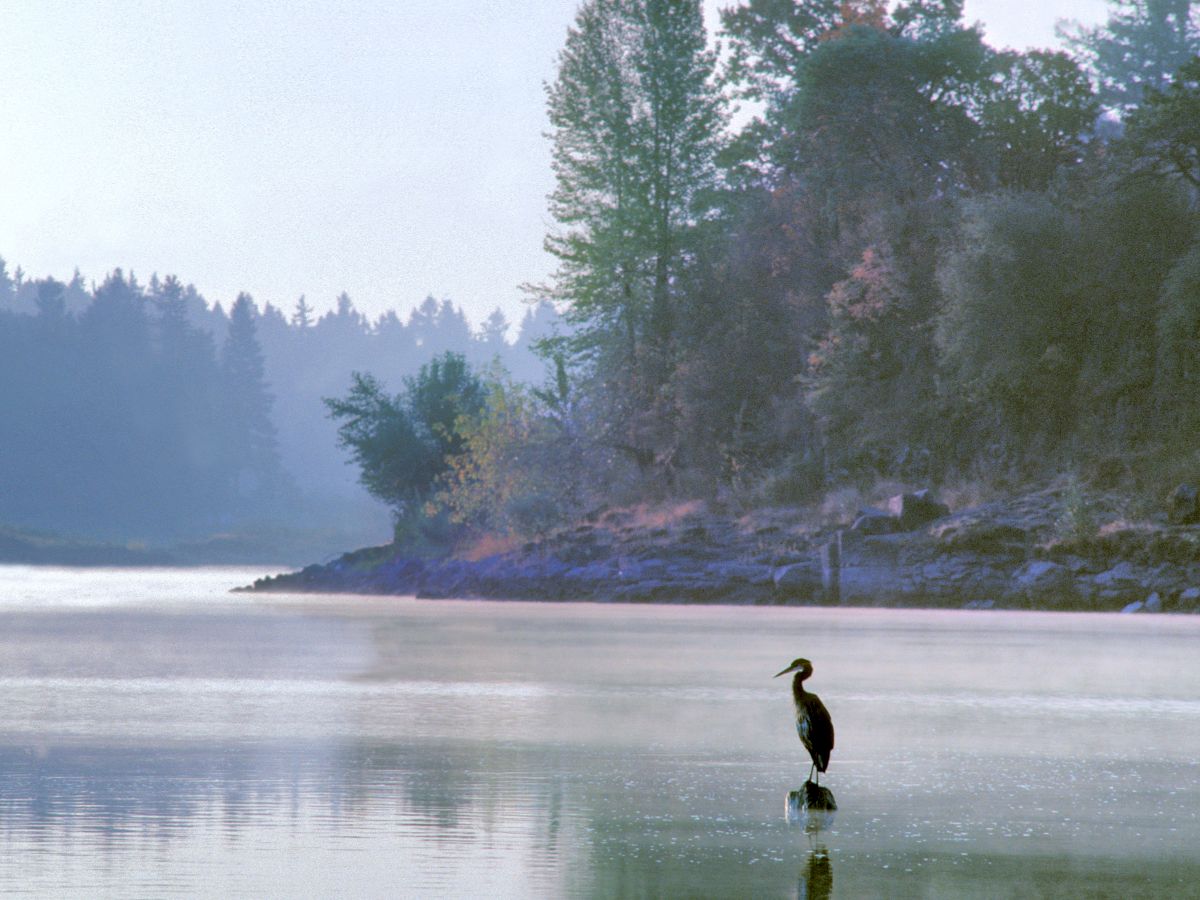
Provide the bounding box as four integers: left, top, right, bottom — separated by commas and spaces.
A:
1168, 484, 1200, 525
851, 508, 900, 535
1090, 561, 1147, 603
1176, 586, 1200, 612
1010, 560, 1077, 607
1144, 591, 1163, 613
887, 490, 951, 531
1121, 600, 1146, 614
773, 562, 821, 598
928, 508, 1029, 556
785, 780, 837, 829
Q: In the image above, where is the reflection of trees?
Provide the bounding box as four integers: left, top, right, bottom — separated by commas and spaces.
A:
0, 738, 834, 897
0, 743, 333, 844
0, 738, 576, 871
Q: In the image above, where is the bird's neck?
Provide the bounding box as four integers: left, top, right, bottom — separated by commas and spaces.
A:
792, 671, 808, 700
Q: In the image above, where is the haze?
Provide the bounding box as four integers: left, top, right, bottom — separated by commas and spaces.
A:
3, 0, 1108, 326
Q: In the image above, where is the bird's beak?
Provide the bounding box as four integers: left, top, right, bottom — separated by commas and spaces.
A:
774, 664, 796, 678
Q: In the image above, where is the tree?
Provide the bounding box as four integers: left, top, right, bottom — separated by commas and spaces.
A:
978, 50, 1099, 190
437, 376, 588, 537
325, 371, 439, 513
325, 352, 484, 521
0, 257, 14, 306
1123, 55, 1200, 186
1156, 241, 1200, 411
222, 292, 282, 499
477, 308, 511, 350
291, 294, 314, 328
936, 180, 1194, 467
720, 0, 840, 109
543, 0, 725, 385
1061, 0, 1200, 115
150, 274, 226, 523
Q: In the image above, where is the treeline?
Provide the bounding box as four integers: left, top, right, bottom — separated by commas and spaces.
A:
334, 0, 1200, 544
0, 264, 559, 540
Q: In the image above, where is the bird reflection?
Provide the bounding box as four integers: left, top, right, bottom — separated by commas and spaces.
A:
796, 844, 833, 900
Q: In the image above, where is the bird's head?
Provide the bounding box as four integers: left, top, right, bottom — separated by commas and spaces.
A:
774, 657, 814, 679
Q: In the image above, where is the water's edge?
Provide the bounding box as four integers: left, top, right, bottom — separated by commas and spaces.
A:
244, 493, 1200, 614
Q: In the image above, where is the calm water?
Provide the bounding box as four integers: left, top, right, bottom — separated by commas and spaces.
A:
0, 567, 1198, 897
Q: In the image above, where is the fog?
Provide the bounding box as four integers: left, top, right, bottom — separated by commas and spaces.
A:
0, 266, 561, 558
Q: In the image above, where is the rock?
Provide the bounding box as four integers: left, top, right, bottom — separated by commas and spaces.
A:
1168, 483, 1200, 525
1145, 591, 1163, 613
785, 780, 837, 829
1010, 560, 1077, 607
1090, 561, 1149, 605
929, 507, 1029, 556
1177, 587, 1200, 611
851, 508, 900, 535
1121, 600, 1145, 614
773, 562, 821, 598
887, 490, 951, 531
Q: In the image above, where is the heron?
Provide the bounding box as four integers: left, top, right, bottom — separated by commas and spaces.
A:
775, 657, 834, 785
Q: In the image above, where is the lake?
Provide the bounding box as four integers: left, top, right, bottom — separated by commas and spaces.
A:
0, 566, 1197, 897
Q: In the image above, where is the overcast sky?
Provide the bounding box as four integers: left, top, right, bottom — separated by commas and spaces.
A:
2, 0, 1110, 327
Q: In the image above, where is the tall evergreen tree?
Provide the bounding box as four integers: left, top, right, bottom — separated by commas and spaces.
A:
291, 294, 314, 329
222, 292, 282, 500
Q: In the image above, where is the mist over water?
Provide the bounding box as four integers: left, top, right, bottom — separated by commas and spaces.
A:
0, 567, 1198, 897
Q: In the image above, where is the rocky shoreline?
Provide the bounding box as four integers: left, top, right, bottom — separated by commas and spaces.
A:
243, 487, 1200, 614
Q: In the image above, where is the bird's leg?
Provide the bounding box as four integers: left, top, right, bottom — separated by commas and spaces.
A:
808, 762, 815, 784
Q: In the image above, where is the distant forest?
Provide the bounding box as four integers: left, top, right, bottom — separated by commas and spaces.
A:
5, 0, 1200, 554
0, 265, 559, 542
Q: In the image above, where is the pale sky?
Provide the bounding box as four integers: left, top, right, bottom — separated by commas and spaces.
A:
2, 0, 1110, 326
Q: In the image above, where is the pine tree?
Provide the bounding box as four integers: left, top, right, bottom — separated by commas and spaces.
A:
221, 292, 282, 500
291, 294, 314, 329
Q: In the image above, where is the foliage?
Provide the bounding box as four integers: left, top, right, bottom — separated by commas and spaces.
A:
1059, 0, 1200, 115
1123, 55, 1200, 186
325, 353, 484, 521
1055, 474, 1099, 542
978, 50, 1099, 190
542, 0, 726, 479
1156, 241, 1200, 408
936, 179, 1195, 469
222, 293, 283, 499
434, 355, 625, 538
809, 243, 936, 479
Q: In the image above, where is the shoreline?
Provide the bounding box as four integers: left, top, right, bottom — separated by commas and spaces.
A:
243, 488, 1200, 614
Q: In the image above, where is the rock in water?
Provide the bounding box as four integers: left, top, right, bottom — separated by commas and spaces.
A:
786, 780, 837, 829
801, 779, 837, 811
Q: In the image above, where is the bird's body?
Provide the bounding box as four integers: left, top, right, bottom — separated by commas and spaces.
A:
775, 658, 834, 784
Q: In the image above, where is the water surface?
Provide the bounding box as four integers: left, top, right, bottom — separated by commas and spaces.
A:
0, 566, 1197, 897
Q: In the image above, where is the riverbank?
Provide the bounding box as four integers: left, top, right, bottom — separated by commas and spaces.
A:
244, 484, 1200, 613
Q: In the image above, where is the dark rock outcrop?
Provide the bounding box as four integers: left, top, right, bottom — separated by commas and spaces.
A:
887, 490, 951, 531
244, 489, 1200, 614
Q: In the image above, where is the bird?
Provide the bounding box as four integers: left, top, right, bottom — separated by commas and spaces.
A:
775, 657, 834, 785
